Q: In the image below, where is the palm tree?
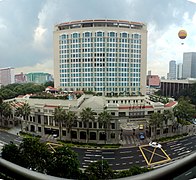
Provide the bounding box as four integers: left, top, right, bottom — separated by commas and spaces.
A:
65, 111, 77, 142
0, 97, 4, 125
80, 107, 95, 143
162, 110, 174, 136
15, 103, 31, 131
149, 112, 162, 140
1, 102, 12, 127
54, 106, 66, 140
98, 111, 112, 144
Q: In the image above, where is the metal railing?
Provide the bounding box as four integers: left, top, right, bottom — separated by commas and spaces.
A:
0, 151, 195, 180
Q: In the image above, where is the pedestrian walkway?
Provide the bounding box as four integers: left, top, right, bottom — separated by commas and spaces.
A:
7, 126, 21, 135
121, 134, 151, 147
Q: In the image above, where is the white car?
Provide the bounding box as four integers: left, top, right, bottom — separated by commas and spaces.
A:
149, 141, 162, 149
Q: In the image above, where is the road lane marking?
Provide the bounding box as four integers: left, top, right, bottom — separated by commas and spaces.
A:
149, 147, 156, 164
139, 145, 171, 166
184, 142, 192, 146
103, 157, 115, 160
174, 147, 185, 151
178, 150, 191, 156
102, 152, 114, 154
120, 156, 133, 159
119, 150, 132, 154
170, 143, 181, 148
139, 146, 150, 165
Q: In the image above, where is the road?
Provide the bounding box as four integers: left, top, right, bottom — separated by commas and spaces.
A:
0, 130, 195, 170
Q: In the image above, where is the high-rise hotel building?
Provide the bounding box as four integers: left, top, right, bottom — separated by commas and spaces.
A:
54, 19, 147, 96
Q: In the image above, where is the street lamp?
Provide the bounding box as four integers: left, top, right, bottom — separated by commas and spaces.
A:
101, 156, 104, 179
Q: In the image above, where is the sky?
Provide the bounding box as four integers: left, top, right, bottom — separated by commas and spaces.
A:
0, 0, 196, 77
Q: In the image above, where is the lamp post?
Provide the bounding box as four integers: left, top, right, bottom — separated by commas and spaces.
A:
101, 156, 104, 179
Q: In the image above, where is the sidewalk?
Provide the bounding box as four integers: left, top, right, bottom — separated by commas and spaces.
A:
6, 126, 21, 136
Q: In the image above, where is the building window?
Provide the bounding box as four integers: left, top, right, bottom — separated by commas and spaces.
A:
90, 132, 96, 140
94, 122, 97, 128
111, 133, 115, 139
38, 127, 41, 132
111, 123, 115, 129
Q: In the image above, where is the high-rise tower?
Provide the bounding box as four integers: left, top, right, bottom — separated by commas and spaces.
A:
182, 52, 196, 79
53, 20, 147, 96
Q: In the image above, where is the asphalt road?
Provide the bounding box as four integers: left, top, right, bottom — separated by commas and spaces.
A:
0, 130, 195, 170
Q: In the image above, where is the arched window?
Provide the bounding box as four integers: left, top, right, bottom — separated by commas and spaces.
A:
132, 33, 141, 39
59, 34, 68, 40
83, 31, 92, 37
71, 32, 80, 38
120, 32, 128, 38
108, 32, 116, 37
95, 31, 104, 37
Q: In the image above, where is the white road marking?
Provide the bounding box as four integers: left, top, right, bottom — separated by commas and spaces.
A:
102, 152, 114, 154
178, 150, 191, 156
184, 142, 192, 146
120, 156, 133, 159
120, 150, 132, 154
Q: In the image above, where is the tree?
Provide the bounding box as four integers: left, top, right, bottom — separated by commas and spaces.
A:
85, 159, 114, 180
98, 111, 112, 144
149, 112, 162, 140
80, 107, 95, 143
15, 103, 31, 131
1, 142, 21, 165
44, 81, 54, 88
65, 111, 77, 142
173, 98, 195, 123
162, 110, 175, 136
54, 106, 66, 140
47, 145, 80, 179
19, 137, 51, 173
0, 102, 12, 126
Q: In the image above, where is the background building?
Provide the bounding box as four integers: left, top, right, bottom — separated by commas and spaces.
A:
15, 72, 26, 83
0, 67, 14, 87
146, 75, 160, 88
177, 63, 183, 80
160, 78, 196, 98
182, 52, 196, 79
26, 72, 53, 84
54, 19, 147, 96
168, 60, 176, 80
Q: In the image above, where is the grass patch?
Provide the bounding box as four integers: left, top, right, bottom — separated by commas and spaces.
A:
155, 133, 188, 142
19, 131, 41, 139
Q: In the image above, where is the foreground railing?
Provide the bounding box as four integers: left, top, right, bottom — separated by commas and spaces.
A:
0, 151, 195, 180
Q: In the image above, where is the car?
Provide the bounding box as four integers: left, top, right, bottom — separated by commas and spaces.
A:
53, 134, 58, 138
149, 141, 162, 148
139, 132, 145, 140
139, 124, 144, 130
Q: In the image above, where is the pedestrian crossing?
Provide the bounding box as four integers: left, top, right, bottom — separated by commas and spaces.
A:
122, 135, 149, 146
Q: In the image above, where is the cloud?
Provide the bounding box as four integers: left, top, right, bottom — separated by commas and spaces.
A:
0, 0, 196, 78
187, 0, 196, 3
33, 26, 47, 49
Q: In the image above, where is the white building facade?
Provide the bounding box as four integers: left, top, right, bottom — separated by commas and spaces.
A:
0, 67, 14, 87
54, 19, 147, 96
